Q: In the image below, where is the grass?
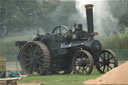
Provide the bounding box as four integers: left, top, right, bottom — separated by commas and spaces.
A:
19, 71, 101, 85
18, 68, 102, 85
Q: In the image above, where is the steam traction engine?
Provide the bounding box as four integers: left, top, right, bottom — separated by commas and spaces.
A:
16, 4, 118, 75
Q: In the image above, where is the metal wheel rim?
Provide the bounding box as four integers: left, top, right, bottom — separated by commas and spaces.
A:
72, 50, 94, 75
96, 49, 118, 73
19, 41, 50, 75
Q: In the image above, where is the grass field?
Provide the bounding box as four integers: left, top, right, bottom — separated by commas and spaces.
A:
18, 69, 101, 85
17, 61, 126, 85
7, 61, 126, 85
5, 61, 102, 85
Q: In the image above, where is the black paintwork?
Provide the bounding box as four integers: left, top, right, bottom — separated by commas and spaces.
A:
31, 24, 102, 72
15, 5, 102, 73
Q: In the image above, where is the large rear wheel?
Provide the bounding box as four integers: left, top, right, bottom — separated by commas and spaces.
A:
19, 41, 51, 75
72, 50, 94, 75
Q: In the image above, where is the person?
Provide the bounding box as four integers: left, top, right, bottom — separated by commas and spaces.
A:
73, 24, 83, 40
65, 29, 72, 44
73, 24, 89, 40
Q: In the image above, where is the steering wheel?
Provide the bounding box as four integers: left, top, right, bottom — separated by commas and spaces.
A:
51, 25, 69, 34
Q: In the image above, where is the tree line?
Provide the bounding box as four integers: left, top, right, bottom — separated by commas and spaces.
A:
0, 0, 128, 37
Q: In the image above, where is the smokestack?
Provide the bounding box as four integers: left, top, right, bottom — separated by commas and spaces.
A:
85, 4, 94, 33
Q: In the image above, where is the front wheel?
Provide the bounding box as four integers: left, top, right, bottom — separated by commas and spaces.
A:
72, 50, 94, 75
96, 49, 118, 73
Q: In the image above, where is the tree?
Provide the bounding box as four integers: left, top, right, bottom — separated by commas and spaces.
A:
0, 0, 42, 37
0, 0, 77, 36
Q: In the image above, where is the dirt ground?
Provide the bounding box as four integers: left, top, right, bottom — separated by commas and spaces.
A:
84, 61, 128, 85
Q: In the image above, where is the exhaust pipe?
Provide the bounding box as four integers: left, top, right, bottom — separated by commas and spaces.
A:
85, 4, 94, 33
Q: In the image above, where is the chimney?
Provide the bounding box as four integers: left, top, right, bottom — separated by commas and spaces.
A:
85, 4, 94, 33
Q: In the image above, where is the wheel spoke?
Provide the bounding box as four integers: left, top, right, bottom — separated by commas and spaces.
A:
100, 64, 104, 68
25, 61, 33, 67
108, 65, 112, 69
38, 65, 43, 74
107, 52, 109, 60
33, 63, 38, 72
75, 62, 78, 66
30, 44, 34, 53
83, 67, 88, 73
25, 58, 32, 62
37, 60, 44, 65
103, 53, 105, 60
36, 54, 44, 59
36, 67, 40, 73
103, 65, 106, 72
37, 48, 42, 56
77, 66, 81, 72
77, 53, 82, 59
39, 66, 42, 72
107, 66, 109, 71
32, 64, 35, 72
98, 61, 103, 64
29, 68, 33, 74
100, 56, 104, 60
28, 48, 33, 56
81, 53, 84, 58
23, 52, 31, 58
84, 57, 88, 62
80, 53, 83, 62
109, 57, 113, 60
36, 65, 40, 72
82, 67, 84, 74
35, 46, 39, 55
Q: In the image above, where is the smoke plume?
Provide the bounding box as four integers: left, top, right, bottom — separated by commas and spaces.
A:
75, 0, 128, 35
